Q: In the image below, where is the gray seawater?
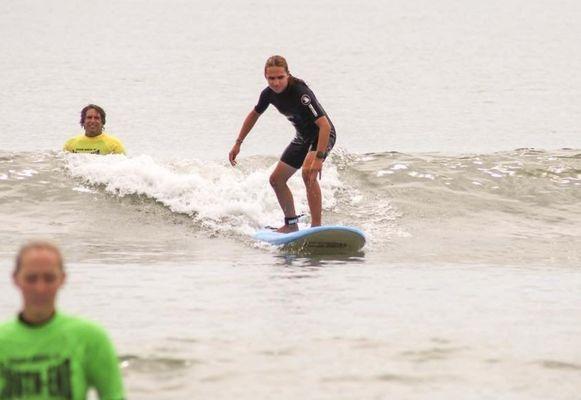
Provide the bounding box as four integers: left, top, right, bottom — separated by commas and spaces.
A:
1, 0, 581, 398
1, 149, 580, 399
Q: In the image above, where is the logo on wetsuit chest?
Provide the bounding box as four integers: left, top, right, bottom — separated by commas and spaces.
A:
300, 94, 311, 105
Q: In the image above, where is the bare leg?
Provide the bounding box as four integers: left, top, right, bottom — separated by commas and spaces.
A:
302, 152, 322, 227
270, 161, 299, 233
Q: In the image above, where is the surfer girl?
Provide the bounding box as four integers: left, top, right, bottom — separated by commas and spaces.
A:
229, 55, 336, 233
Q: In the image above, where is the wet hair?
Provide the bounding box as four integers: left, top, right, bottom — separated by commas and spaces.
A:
264, 55, 290, 74
264, 55, 304, 86
14, 241, 64, 275
80, 104, 106, 127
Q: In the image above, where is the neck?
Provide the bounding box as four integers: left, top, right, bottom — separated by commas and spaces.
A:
85, 131, 102, 138
21, 307, 56, 325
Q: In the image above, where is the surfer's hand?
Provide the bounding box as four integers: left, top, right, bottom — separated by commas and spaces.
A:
229, 143, 240, 166
315, 158, 323, 180
308, 158, 323, 182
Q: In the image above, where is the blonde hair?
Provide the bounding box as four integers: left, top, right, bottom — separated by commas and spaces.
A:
14, 241, 64, 274
264, 55, 290, 74
264, 55, 304, 86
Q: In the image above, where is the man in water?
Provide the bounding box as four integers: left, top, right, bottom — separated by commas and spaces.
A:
64, 104, 126, 154
0, 241, 125, 399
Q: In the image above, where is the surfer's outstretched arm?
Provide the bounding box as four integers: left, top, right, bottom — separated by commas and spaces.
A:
229, 110, 261, 166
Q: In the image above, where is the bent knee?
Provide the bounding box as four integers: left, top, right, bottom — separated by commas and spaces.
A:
270, 174, 286, 188
302, 170, 318, 186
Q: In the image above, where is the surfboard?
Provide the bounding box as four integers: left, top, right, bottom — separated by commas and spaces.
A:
254, 225, 366, 252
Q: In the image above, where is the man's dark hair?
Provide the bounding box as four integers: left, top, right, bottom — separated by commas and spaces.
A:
80, 104, 106, 126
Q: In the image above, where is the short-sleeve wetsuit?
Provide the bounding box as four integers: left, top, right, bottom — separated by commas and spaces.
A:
254, 79, 336, 169
0, 312, 125, 400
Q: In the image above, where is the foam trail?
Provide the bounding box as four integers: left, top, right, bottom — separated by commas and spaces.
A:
63, 153, 344, 236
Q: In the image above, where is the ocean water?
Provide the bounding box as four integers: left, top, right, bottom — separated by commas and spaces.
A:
1, 0, 581, 399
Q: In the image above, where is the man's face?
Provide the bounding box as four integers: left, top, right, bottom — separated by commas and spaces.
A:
14, 249, 65, 311
265, 66, 289, 94
83, 108, 104, 137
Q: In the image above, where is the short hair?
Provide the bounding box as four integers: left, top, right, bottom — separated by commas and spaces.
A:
14, 241, 64, 275
80, 104, 106, 126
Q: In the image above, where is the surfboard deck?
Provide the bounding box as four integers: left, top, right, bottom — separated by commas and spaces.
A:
254, 225, 366, 252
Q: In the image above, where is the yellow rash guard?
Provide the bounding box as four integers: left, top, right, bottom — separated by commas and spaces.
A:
63, 133, 126, 155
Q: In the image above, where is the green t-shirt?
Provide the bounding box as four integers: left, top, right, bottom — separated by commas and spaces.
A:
63, 133, 126, 155
0, 312, 124, 400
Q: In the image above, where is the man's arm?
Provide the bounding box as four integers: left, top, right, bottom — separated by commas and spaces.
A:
109, 137, 126, 155
63, 137, 75, 152
229, 109, 261, 166
87, 326, 125, 400
314, 116, 331, 155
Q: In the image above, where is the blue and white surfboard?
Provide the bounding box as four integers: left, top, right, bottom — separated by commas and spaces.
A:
254, 225, 366, 252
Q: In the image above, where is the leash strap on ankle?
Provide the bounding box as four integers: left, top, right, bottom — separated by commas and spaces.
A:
285, 216, 300, 225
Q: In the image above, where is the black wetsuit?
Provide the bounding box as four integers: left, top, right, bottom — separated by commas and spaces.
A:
254, 79, 336, 169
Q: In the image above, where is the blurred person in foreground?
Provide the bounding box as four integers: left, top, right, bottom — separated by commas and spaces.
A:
0, 240, 125, 399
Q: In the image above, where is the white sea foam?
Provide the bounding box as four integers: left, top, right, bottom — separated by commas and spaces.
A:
63, 154, 344, 236
72, 186, 97, 193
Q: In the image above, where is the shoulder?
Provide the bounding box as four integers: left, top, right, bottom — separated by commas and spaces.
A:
63, 313, 105, 332
290, 80, 315, 98
64, 134, 84, 144
58, 313, 110, 339
101, 133, 126, 152
0, 319, 22, 354
0, 317, 19, 339
101, 133, 122, 144
63, 134, 85, 151
290, 80, 317, 106
290, 79, 312, 93
259, 87, 273, 98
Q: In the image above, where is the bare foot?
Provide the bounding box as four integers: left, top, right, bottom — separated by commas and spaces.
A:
276, 224, 299, 233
